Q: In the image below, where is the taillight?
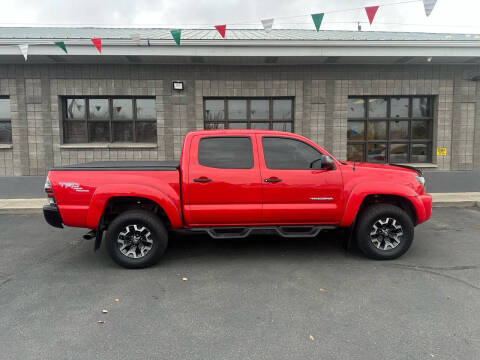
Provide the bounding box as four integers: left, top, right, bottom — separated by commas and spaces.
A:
45, 177, 56, 205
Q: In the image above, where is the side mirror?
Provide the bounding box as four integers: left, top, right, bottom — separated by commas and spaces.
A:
311, 155, 335, 170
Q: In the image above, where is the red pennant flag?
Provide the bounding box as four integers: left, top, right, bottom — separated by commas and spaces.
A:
365, 6, 379, 25
215, 25, 226, 38
91, 38, 102, 53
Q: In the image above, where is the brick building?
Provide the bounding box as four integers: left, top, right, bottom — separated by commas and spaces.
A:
0, 27, 479, 175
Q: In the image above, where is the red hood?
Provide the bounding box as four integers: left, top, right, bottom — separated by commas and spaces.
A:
343, 161, 421, 175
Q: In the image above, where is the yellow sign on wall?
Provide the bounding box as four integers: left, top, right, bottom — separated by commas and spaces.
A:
436, 147, 447, 156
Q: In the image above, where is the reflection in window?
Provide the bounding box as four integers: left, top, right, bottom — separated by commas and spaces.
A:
204, 98, 293, 131
0, 98, 12, 144
347, 96, 433, 163
63, 97, 156, 144
205, 100, 224, 122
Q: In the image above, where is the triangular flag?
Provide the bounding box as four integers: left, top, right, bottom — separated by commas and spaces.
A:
18, 44, 28, 61
423, 0, 437, 16
215, 25, 226, 38
91, 38, 102, 53
55, 41, 67, 53
130, 33, 141, 44
311, 13, 324, 32
261, 18, 274, 33
365, 6, 379, 25
170, 29, 181, 46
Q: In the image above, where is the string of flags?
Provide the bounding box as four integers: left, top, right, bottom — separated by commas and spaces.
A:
15, 0, 439, 60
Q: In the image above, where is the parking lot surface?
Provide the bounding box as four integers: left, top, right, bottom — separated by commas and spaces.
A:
1, 207, 479, 360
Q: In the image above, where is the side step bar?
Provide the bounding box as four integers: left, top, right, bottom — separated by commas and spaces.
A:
190, 225, 336, 240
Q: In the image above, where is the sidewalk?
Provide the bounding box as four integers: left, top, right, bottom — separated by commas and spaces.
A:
0, 193, 479, 214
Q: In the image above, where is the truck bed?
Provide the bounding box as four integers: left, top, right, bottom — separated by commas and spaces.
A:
51, 161, 179, 171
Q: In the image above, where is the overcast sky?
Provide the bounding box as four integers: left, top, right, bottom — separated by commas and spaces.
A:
0, 0, 479, 34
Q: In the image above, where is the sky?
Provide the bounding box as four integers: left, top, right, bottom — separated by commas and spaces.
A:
0, 0, 479, 34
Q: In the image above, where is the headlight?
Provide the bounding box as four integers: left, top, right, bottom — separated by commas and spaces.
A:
415, 176, 425, 186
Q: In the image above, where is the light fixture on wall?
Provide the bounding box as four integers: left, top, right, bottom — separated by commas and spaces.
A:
427, 57, 432, 62
172, 81, 184, 91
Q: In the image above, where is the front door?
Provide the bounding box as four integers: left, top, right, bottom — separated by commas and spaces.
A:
257, 135, 344, 224
184, 134, 263, 226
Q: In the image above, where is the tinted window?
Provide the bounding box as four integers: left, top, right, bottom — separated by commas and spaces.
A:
198, 137, 253, 169
262, 137, 323, 170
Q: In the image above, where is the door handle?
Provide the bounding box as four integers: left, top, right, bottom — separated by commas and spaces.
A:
264, 178, 282, 183
194, 178, 212, 183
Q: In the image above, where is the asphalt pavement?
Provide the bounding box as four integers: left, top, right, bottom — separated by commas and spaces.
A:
1, 207, 479, 359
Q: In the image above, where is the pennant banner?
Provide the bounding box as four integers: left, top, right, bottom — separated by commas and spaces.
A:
311, 13, 324, 32
423, 0, 437, 16
55, 41, 67, 53
215, 24, 226, 38
170, 29, 181, 46
18, 44, 28, 61
91, 38, 102, 53
365, 6, 379, 25
261, 18, 274, 33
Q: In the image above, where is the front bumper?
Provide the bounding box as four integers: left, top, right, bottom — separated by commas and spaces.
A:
416, 194, 432, 225
43, 205, 63, 228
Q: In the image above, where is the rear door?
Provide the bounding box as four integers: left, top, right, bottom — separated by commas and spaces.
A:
257, 135, 344, 224
184, 134, 262, 226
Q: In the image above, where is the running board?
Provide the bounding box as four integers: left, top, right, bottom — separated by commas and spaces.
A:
190, 226, 336, 240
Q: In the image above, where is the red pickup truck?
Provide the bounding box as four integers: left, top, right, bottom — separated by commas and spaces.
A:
44, 130, 432, 268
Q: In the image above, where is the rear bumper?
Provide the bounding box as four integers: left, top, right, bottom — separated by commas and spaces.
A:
415, 194, 432, 225
43, 205, 63, 228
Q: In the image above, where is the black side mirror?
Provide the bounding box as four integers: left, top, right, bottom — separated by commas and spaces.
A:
310, 155, 335, 170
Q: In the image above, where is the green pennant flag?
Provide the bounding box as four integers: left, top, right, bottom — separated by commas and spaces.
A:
55, 41, 67, 53
311, 13, 324, 32
170, 29, 181, 46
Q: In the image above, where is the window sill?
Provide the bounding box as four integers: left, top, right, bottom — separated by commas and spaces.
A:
60, 143, 157, 149
395, 163, 438, 169
0, 144, 13, 149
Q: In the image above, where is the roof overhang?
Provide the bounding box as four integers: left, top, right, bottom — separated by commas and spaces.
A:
1, 39, 480, 65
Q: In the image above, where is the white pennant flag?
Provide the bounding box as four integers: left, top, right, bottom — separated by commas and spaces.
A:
18, 44, 28, 61
130, 33, 141, 44
423, 0, 437, 16
261, 18, 274, 33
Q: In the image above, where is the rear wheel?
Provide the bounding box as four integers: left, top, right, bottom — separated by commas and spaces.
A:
105, 210, 168, 269
355, 204, 414, 260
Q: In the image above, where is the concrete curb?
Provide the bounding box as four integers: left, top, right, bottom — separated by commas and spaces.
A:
0, 194, 479, 214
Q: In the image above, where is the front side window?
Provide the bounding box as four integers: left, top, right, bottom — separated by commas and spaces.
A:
262, 137, 323, 170
204, 98, 293, 132
0, 97, 12, 144
198, 137, 253, 169
62, 97, 157, 144
347, 96, 433, 163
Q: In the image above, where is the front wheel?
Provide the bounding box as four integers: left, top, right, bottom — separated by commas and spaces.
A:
355, 204, 414, 260
105, 210, 168, 269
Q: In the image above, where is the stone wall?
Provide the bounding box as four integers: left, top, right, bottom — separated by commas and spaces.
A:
0, 63, 479, 175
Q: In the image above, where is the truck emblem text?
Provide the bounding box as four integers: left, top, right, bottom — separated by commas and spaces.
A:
59, 182, 89, 193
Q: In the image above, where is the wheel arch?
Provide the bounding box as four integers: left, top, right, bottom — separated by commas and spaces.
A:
86, 184, 183, 230
340, 182, 419, 227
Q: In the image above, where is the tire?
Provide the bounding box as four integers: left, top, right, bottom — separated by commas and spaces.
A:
105, 209, 168, 269
355, 204, 414, 260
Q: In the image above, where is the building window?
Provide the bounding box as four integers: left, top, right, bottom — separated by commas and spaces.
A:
0, 97, 12, 144
62, 97, 157, 144
347, 96, 433, 163
204, 98, 294, 132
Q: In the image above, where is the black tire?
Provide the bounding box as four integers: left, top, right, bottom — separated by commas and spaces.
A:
105, 209, 168, 269
355, 204, 414, 260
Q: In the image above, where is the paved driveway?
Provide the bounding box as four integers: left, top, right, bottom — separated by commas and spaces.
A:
1, 208, 479, 359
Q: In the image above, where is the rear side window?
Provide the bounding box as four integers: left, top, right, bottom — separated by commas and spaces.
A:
262, 137, 323, 169
198, 137, 253, 169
